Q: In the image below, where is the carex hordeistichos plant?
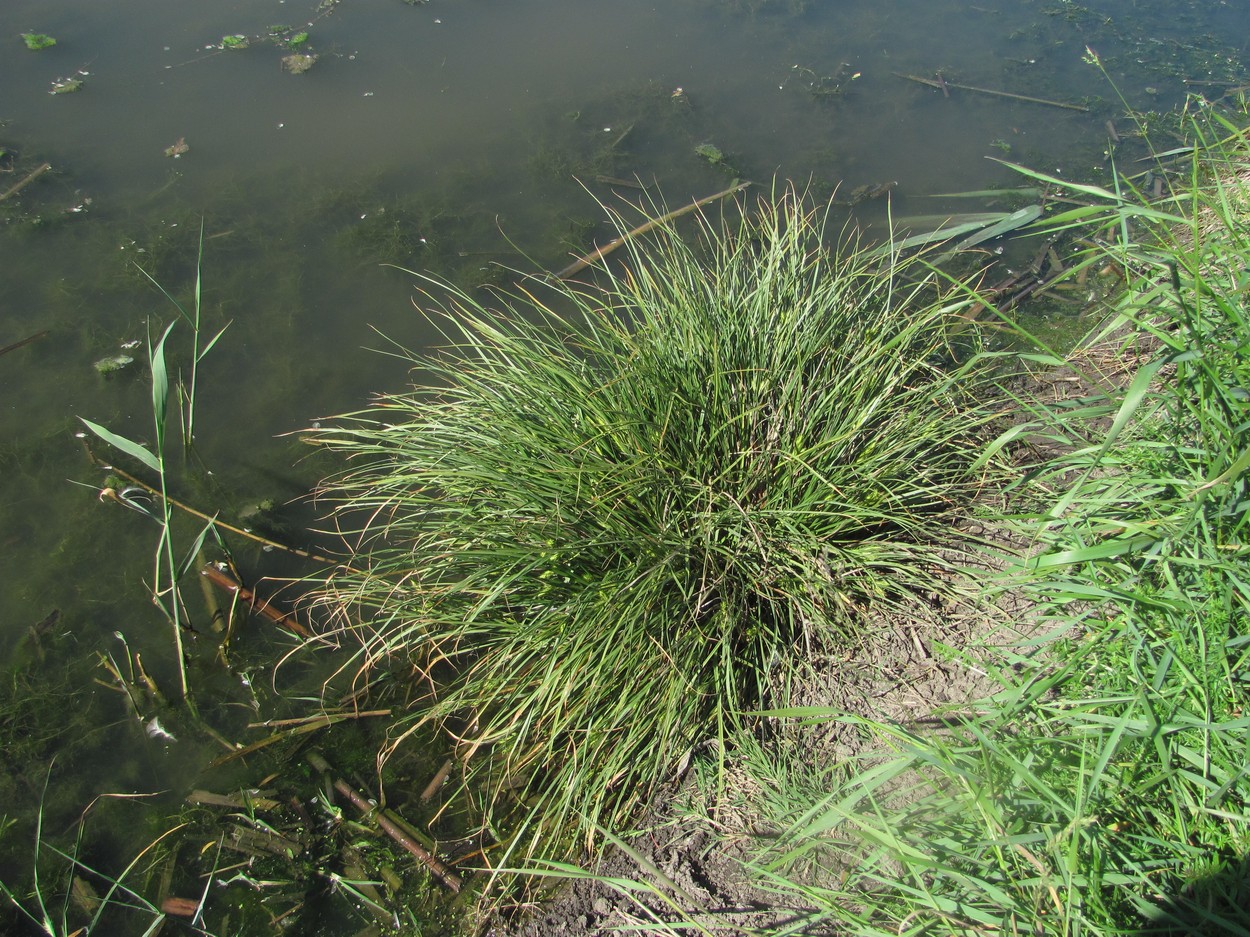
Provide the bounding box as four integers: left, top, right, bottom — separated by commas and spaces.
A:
309, 187, 1007, 860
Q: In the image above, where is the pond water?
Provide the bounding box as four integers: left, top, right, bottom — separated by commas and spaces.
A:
1, 0, 1247, 932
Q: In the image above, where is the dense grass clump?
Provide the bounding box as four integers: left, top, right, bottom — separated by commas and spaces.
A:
311, 191, 1003, 856
642, 129, 1250, 936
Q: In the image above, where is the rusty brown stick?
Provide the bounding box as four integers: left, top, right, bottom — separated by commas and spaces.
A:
0, 162, 51, 202
200, 564, 312, 638
306, 752, 463, 893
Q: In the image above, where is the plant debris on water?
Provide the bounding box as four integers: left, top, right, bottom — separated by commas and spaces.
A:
164, 136, 190, 158
93, 353, 135, 375
49, 76, 84, 95
283, 53, 317, 75
21, 33, 57, 51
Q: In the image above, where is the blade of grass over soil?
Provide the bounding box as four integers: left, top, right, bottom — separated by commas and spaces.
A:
308, 186, 1010, 862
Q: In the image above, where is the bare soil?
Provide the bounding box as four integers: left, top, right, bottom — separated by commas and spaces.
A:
484, 583, 1032, 936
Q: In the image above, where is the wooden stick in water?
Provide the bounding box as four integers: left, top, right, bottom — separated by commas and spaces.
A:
594, 174, 652, 191
420, 759, 455, 802
306, 751, 463, 893
897, 73, 1089, 112
0, 330, 49, 358
0, 162, 52, 202
554, 181, 751, 280
201, 564, 312, 638
83, 440, 352, 569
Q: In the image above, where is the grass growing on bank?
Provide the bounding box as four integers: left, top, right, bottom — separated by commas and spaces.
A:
592, 126, 1250, 935
310, 189, 1010, 861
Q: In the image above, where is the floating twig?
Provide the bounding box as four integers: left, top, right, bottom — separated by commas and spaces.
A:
553, 181, 752, 280
0, 330, 49, 358
608, 122, 635, 150
0, 162, 51, 202
897, 73, 1089, 112
246, 710, 391, 730
420, 759, 454, 802
82, 438, 352, 569
306, 751, 463, 893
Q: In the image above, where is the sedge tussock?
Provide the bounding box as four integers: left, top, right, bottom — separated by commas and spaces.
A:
309, 188, 1007, 859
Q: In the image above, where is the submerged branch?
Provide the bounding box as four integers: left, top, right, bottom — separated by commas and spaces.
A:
0, 162, 52, 202
306, 751, 464, 893
200, 564, 313, 638
897, 73, 1090, 111
553, 181, 752, 280
0, 330, 49, 358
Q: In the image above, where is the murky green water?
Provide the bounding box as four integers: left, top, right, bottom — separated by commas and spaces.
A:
1, 0, 1246, 932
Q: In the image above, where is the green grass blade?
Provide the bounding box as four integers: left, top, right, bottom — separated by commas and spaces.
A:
79, 418, 161, 474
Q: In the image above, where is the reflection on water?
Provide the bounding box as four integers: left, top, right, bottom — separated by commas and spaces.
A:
0, 0, 1247, 932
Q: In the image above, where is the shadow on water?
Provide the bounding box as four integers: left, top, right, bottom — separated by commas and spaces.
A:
1, 0, 1249, 933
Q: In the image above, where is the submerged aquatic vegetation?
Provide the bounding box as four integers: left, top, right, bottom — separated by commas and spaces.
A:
282, 53, 317, 75
21, 33, 56, 51
0, 805, 193, 937
92, 353, 135, 375
694, 142, 726, 164
48, 77, 83, 95
310, 188, 1008, 859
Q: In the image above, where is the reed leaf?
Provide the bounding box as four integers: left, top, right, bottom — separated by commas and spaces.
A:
78, 419, 161, 474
